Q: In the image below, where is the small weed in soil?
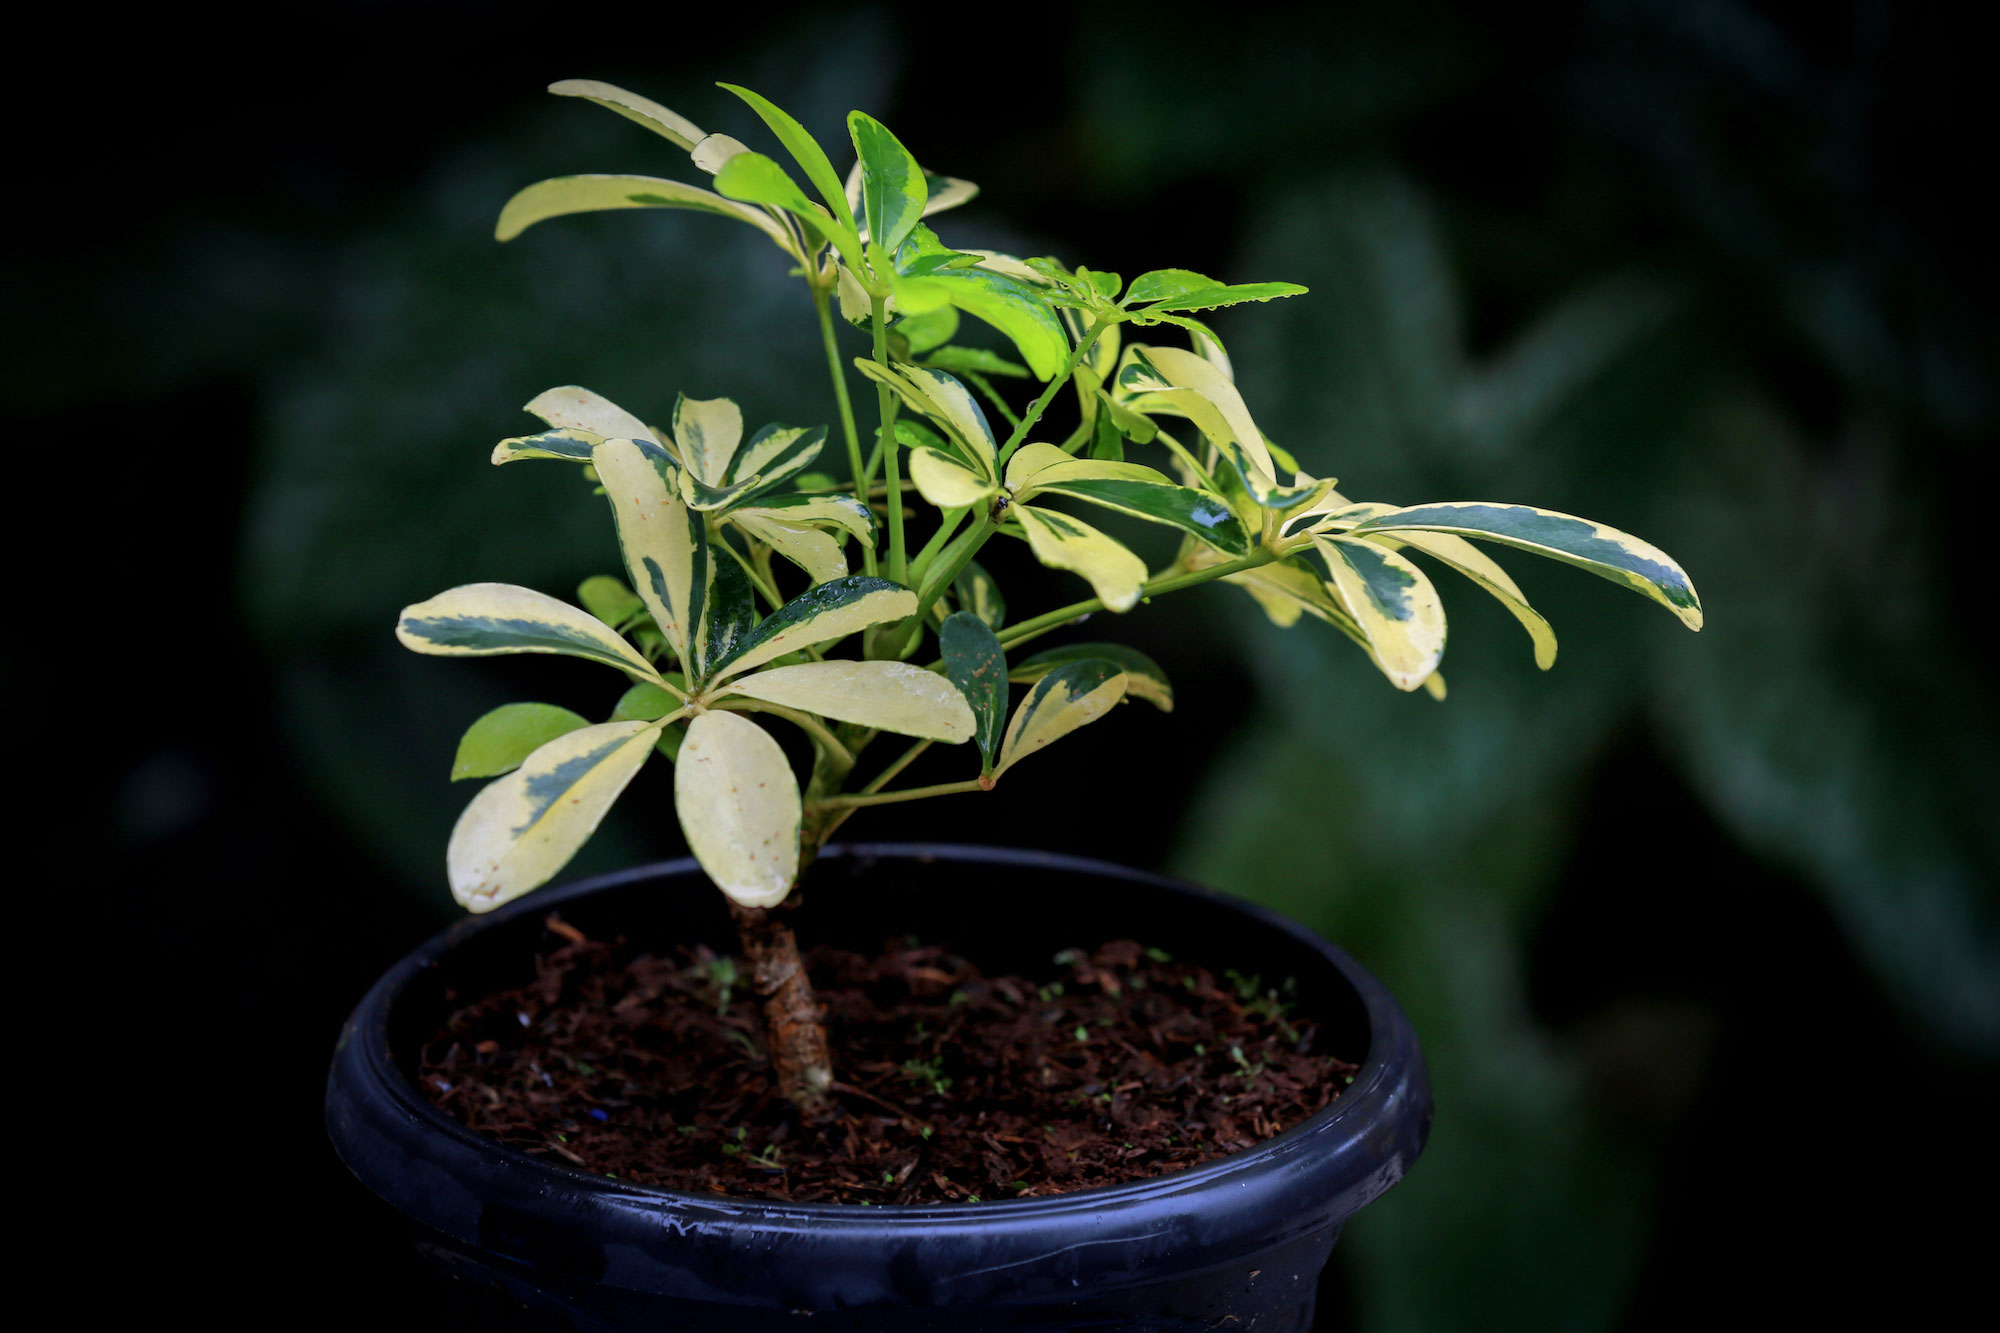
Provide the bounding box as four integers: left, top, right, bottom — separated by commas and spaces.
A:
419, 914, 1357, 1204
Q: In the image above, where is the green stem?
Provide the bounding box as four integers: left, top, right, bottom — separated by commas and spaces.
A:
712, 698, 855, 769
862, 737, 931, 795
868, 293, 907, 586
993, 549, 1279, 650
906, 506, 969, 585
811, 777, 986, 811
813, 282, 875, 576
716, 527, 785, 611
962, 369, 1022, 432
995, 316, 1112, 467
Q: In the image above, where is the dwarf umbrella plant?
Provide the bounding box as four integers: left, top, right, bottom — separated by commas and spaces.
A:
397, 79, 1704, 1116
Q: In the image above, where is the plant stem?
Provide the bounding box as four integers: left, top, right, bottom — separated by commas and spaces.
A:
994, 316, 1112, 467
813, 282, 875, 576
993, 549, 1279, 650
811, 778, 986, 811
716, 527, 785, 611
868, 293, 907, 586
728, 899, 834, 1117
862, 737, 932, 794
712, 698, 855, 769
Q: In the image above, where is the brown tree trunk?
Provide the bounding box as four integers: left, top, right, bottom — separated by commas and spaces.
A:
729, 898, 834, 1118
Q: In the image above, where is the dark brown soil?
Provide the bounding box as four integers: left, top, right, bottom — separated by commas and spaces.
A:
418, 914, 1357, 1203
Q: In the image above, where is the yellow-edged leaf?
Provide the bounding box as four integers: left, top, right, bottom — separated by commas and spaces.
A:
447, 720, 660, 911
909, 446, 999, 508
674, 710, 801, 908
708, 576, 918, 682
396, 582, 664, 685
1312, 535, 1447, 691
729, 513, 849, 583
593, 438, 706, 671
1378, 529, 1556, 669
721, 661, 974, 742
673, 393, 744, 488
525, 386, 667, 449
1014, 505, 1147, 612
995, 659, 1129, 778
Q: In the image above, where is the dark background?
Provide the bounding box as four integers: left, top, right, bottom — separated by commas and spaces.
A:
22, 1, 1994, 1325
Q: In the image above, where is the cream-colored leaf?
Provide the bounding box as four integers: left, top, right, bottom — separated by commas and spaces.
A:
690, 132, 750, 175
593, 438, 704, 669
1386, 530, 1557, 669
674, 711, 801, 908
1002, 442, 1073, 493
721, 661, 975, 742
910, 446, 1000, 508
1130, 345, 1276, 481
995, 661, 1128, 778
730, 513, 849, 583
526, 386, 666, 449
672, 394, 745, 487
447, 720, 660, 912
494, 175, 790, 250
549, 79, 705, 150
1014, 505, 1147, 612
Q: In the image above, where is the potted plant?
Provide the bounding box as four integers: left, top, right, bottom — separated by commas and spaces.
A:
326, 77, 1703, 1329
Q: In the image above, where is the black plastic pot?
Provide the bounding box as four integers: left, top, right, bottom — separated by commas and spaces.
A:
327, 844, 1430, 1330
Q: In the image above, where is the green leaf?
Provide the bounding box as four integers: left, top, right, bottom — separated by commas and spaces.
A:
1088, 410, 1125, 462
699, 546, 757, 680
1014, 505, 1148, 612
495, 174, 791, 249
995, 659, 1128, 779
1130, 281, 1307, 316
397, 582, 664, 685
490, 427, 599, 466
953, 560, 1006, 629
1007, 452, 1250, 556
713, 152, 858, 268
448, 720, 661, 911
593, 438, 707, 673
611, 681, 682, 722
1125, 269, 1221, 304
926, 266, 1070, 382
940, 612, 1008, 769
848, 111, 928, 253
577, 575, 643, 628
548, 79, 705, 150
1012, 644, 1172, 712
896, 306, 959, 355
451, 703, 594, 781
920, 346, 1030, 378
708, 575, 918, 682
1348, 502, 1703, 629
1308, 535, 1448, 691
674, 710, 801, 907
722, 660, 974, 743
715, 83, 858, 233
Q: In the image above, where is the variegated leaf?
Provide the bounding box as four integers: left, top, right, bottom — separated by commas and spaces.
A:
525, 386, 666, 448
921, 173, 979, 217
549, 79, 705, 150
1014, 505, 1148, 613
732, 491, 874, 543
593, 438, 706, 672
909, 445, 1000, 508
672, 393, 744, 488
674, 710, 801, 908
848, 111, 928, 254
698, 548, 757, 681
1121, 345, 1276, 480
995, 659, 1128, 778
729, 512, 849, 583
1310, 535, 1448, 691
448, 720, 661, 911
708, 576, 918, 683
1009, 453, 1251, 557
1378, 529, 1557, 669
1012, 644, 1172, 712
689, 132, 749, 175
730, 424, 826, 493
1128, 281, 1307, 316
722, 660, 974, 743
1347, 502, 1703, 629
451, 702, 593, 781
939, 612, 1008, 768
495, 175, 791, 249
491, 427, 599, 466
397, 583, 664, 685
853, 360, 998, 473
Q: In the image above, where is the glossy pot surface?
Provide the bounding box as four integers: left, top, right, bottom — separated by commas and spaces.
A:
327, 845, 1431, 1330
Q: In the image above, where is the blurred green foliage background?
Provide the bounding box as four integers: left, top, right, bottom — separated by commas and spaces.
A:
25, 1, 1992, 1325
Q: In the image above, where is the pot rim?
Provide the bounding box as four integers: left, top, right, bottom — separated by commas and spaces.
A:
330, 842, 1429, 1238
